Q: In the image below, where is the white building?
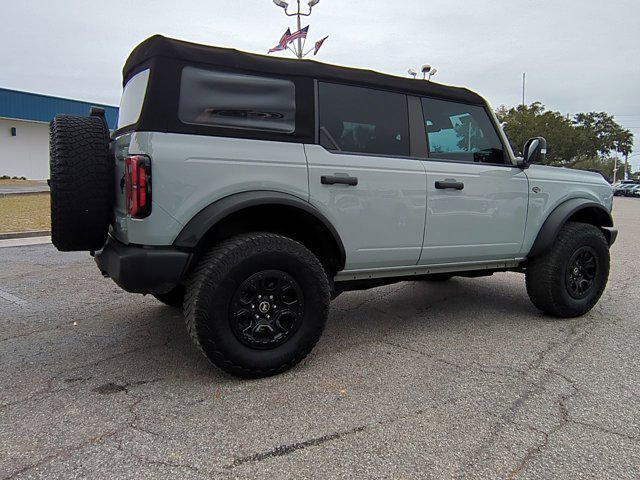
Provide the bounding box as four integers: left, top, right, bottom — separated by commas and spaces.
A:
0, 88, 118, 180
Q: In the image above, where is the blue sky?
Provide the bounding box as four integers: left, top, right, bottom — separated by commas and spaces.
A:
2, 0, 639, 167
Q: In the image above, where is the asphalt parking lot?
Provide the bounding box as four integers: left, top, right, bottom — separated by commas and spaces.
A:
1, 198, 639, 479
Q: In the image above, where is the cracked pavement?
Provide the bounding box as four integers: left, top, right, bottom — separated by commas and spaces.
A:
1, 198, 639, 479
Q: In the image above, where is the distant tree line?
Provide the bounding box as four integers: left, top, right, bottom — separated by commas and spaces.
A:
496, 102, 635, 182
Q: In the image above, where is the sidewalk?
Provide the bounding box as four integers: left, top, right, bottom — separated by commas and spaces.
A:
0, 235, 51, 248
0, 180, 50, 196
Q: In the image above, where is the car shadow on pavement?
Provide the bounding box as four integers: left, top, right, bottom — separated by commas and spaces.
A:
111, 274, 553, 384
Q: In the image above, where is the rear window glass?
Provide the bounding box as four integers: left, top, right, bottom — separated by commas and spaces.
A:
318, 82, 410, 157
179, 67, 296, 133
117, 69, 150, 129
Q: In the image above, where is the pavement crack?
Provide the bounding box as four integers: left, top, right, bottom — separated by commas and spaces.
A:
383, 340, 527, 381
505, 370, 580, 479
2, 425, 129, 480
568, 419, 640, 442
114, 441, 205, 477
227, 425, 367, 469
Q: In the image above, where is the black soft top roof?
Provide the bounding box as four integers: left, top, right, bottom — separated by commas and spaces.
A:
123, 35, 486, 105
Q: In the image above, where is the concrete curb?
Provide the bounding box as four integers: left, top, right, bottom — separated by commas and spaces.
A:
0, 230, 52, 240
0, 191, 50, 198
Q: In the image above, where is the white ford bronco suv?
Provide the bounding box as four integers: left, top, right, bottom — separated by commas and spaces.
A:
49, 36, 617, 378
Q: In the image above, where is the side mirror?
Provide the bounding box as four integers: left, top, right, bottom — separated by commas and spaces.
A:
522, 137, 547, 166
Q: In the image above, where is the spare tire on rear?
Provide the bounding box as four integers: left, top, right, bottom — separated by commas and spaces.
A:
49, 115, 113, 252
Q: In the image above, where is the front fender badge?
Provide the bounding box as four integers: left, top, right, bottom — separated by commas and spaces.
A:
532, 186, 541, 194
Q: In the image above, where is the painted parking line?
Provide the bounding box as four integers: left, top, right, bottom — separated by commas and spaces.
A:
0, 288, 29, 307
0, 236, 51, 248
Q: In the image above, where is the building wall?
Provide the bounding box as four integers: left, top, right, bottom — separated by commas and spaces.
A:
0, 117, 50, 180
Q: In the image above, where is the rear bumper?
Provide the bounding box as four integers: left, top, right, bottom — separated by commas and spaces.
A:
602, 227, 618, 247
94, 236, 192, 294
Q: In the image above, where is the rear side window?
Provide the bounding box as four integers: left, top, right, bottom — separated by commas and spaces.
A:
318, 83, 410, 157
117, 69, 150, 129
179, 67, 296, 133
421, 98, 505, 164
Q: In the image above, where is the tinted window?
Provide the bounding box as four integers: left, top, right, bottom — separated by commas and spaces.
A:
421, 98, 505, 164
179, 67, 296, 133
319, 83, 409, 157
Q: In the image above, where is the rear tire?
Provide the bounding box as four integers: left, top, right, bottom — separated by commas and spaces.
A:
49, 115, 112, 252
184, 233, 330, 378
526, 222, 610, 318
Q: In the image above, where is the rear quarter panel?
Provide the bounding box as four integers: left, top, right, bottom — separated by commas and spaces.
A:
114, 132, 309, 246
522, 165, 613, 255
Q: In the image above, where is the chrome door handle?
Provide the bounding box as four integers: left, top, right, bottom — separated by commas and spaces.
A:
435, 180, 464, 190
321, 175, 358, 186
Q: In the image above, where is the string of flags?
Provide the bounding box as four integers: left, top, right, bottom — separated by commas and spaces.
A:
268, 26, 328, 57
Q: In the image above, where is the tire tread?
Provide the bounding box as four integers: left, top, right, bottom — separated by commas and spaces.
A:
49, 115, 112, 251
526, 222, 609, 317
184, 232, 330, 378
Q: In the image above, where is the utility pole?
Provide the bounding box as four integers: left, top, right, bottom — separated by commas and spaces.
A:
522, 73, 526, 107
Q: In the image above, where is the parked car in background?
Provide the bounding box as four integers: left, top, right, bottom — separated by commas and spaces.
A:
621, 184, 639, 196
614, 183, 638, 196
626, 184, 640, 197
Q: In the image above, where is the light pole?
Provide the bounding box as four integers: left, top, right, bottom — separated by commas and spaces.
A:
420, 64, 438, 81
273, 0, 319, 59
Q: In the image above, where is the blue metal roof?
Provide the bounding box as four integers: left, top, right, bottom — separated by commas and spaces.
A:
0, 88, 118, 129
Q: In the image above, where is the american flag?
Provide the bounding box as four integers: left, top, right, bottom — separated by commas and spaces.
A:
268, 28, 292, 53
314, 35, 329, 55
288, 26, 309, 42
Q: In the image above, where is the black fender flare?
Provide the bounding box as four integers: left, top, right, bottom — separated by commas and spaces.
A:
528, 198, 614, 259
173, 191, 346, 270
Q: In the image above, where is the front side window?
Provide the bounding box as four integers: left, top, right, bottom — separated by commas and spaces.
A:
318, 82, 410, 157
179, 67, 296, 133
421, 98, 505, 164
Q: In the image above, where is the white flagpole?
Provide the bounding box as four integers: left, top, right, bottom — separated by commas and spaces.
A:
300, 28, 309, 57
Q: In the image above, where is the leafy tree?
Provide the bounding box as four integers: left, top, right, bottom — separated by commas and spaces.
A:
495, 103, 634, 170
573, 112, 634, 158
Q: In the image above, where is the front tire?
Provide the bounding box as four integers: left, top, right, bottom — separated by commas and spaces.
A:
526, 222, 610, 318
184, 233, 330, 378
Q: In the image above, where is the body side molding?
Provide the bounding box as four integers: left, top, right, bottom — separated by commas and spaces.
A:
528, 198, 614, 259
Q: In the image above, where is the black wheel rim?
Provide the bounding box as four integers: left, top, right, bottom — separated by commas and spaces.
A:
565, 246, 599, 299
229, 270, 304, 349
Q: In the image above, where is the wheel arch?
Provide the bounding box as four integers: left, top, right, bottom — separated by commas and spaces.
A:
528, 198, 614, 259
173, 191, 346, 273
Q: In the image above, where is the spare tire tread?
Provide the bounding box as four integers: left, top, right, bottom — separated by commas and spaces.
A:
49, 115, 113, 252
